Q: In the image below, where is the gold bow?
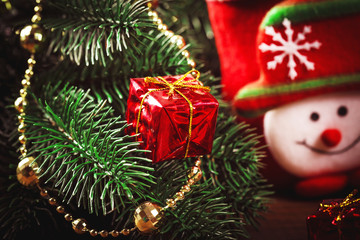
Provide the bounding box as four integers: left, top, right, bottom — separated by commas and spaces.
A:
320, 189, 360, 223
135, 69, 210, 158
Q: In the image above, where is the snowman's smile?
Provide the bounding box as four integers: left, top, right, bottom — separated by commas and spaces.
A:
296, 136, 360, 155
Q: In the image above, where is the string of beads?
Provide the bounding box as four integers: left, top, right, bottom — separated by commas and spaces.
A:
15, 0, 203, 237
147, 1, 196, 69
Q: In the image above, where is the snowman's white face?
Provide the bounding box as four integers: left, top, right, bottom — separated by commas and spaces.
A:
264, 91, 360, 177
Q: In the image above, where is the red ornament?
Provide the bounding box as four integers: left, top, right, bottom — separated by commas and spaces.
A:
126, 70, 219, 163
307, 190, 360, 240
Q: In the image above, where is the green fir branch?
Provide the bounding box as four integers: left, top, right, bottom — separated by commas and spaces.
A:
43, 0, 155, 66
155, 0, 220, 74
0, 180, 55, 239
87, 30, 191, 113
42, 29, 191, 114
25, 81, 154, 215
206, 110, 272, 234
164, 184, 243, 240
126, 159, 244, 240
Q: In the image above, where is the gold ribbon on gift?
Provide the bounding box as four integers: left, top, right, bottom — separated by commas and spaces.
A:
320, 189, 360, 223
135, 69, 210, 158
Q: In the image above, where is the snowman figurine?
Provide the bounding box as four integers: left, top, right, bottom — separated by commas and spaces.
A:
234, 0, 360, 197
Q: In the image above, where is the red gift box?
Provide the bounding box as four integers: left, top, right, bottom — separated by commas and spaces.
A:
307, 190, 360, 240
126, 70, 219, 163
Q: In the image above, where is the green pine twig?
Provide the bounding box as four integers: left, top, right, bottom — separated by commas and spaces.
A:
43, 0, 155, 66
26, 81, 154, 216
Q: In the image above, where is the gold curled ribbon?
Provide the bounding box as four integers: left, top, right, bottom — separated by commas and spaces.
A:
135, 69, 210, 158
320, 189, 360, 223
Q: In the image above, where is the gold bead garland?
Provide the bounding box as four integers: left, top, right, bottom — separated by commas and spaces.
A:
163, 158, 203, 210
33, 183, 138, 237
15, 0, 44, 181
15, 0, 204, 237
147, 2, 196, 69
25, 158, 202, 238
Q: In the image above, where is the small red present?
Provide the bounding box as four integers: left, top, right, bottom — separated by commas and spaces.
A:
306, 190, 360, 240
126, 70, 219, 163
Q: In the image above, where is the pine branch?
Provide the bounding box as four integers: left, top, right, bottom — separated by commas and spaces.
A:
125, 159, 245, 240
206, 108, 273, 233
0, 176, 62, 240
26, 80, 155, 215
156, 0, 220, 74
86, 30, 191, 112
164, 185, 242, 240
43, 0, 155, 66
41, 29, 191, 115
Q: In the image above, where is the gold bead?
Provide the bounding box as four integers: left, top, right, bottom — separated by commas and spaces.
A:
21, 79, 30, 88
19, 134, 26, 144
14, 97, 26, 113
48, 197, 57, 206
170, 35, 179, 43
27, 57, 36, 65
72, 218, 88, 234
188, 59, 196, 68
134, 201, 164, 234
18, 122, 26, 133
187, 178, 195, 186
166, 198, 176, 208
25, 69, 34, 77
56, 206, 65, 214
31, 13, 42, 23
110, 230, 119, 237
40, 188, 48, 197
19, 145, 27, 156
20, 88, 27, 98
151, 11, 158, 20
19, 24, 45, 53
156, 18, 162, 25
99, 230, 108, 237
175, 191, 185, 201
34, 5, 42, 13
16, 156, 39, 186
195, 158, 202, 167
182, 50, 190, 58
188, 166, 202, 182
165, 30, 174, 38
18, 114, 25, 123
181, 184, 191, 193
157, 24, 167, 31
176, 36, 185, 49
89, 229, 98, 237
64, 213, 73, 221
120, 229, 130, 236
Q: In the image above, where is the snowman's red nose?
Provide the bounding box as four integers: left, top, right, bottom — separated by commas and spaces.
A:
321, 129, 342, 147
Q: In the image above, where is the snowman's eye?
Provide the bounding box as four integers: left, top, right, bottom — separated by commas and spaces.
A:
337, 106, 348, 117
310, 112, 319, 121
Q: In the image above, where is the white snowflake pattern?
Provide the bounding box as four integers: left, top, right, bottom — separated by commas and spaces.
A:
259, 18, 321, 80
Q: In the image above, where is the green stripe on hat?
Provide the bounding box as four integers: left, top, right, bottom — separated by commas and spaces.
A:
260, 0, 360, 28
236, 73, 360, 100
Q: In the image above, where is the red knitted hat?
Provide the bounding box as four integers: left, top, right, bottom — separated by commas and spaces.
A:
234, 0, 360, 118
